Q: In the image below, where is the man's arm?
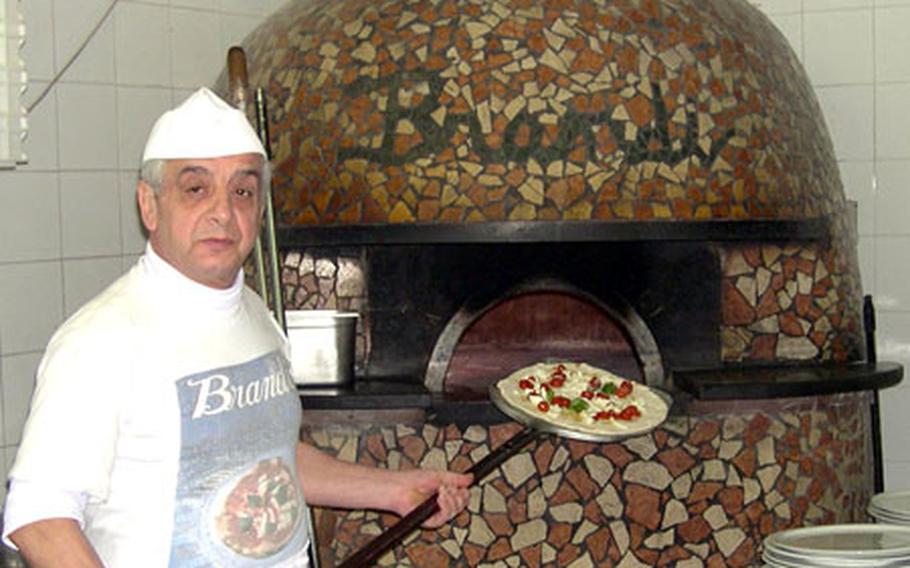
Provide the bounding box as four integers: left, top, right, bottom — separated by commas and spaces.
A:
9, 519, 103, 568
295, 442, 471, 528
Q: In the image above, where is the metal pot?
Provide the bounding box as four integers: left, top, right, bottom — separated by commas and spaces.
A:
286, 310, 358, 387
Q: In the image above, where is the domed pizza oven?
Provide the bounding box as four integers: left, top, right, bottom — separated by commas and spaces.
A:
219, 2, 901, 565
230, 0, 866, 392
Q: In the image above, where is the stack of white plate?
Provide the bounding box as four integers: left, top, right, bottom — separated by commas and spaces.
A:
763, 524, 910, 567
870, 492, 910, 526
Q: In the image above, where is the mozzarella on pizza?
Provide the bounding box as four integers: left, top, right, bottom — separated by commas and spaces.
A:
495, 361, 669, 437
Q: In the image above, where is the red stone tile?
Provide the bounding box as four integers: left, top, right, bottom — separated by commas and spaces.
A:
749, 333, 777, 360
556, 544, 582, 566
533, 441, 556, 475
486, 513, 513, 536
718, 486, 744, 515
625, 485, 662, 530
689, 422, 720, 448
755, 289, 781, 319
779, 312, 805, 336
656, 446, 696, 477
550, 483, 580, 506
742, 247, 762, 268
732, 446, 756, 477
463, 542, 486, 565
549, 523, 573, 549
519, 543, 542, 568
586, 527, 612, 561
687, 481, 723, 503
600, 443, 635, 468
658, 545, 694, 566
401, 435, 427, 464
405, 542, 450, 568
676, 517, 711, 543
707, 553, 728, 568
488, 537, 512, 561
566, 465, 598, 500
722, 280, 756, 325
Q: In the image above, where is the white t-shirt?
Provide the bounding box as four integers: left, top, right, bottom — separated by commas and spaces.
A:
4, 246, 311, 567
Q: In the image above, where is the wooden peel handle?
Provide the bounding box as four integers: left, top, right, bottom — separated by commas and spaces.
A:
227, 45, 249, 108
336, 427, 541, 568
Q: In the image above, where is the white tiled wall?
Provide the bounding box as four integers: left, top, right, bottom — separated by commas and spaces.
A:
0, 0, 285, 503
1, 0, 909, 505
754, 0, 910, 491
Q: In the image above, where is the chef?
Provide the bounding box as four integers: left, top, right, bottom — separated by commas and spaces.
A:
2, 87, 471, 567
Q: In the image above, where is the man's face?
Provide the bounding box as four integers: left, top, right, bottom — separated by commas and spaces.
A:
137, 153, 264, 289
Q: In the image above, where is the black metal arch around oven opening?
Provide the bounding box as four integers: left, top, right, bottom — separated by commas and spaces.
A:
424, 277, 666, 393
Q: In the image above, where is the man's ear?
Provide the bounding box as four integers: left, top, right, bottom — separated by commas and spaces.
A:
137, 181, 159, 233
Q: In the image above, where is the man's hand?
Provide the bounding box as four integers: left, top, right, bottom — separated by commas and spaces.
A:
296, 442, 472, 527
391, 469, 473, 528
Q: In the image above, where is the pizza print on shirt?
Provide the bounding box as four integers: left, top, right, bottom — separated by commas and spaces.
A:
169, 351, 311, 567
214, 458, 300, 558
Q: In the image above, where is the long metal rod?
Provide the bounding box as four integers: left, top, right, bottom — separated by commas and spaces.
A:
226, 46, 284, 331
255, 87, 285, 332
337, 427, 542, 568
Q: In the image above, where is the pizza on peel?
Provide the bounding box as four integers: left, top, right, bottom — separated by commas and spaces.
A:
493, 361, 669, 439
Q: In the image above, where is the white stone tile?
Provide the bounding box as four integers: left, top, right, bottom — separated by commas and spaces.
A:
120, 172, 147, 256
875, 7, 910, 82
857, 235, 876, 295
875, 241, 910, 311
19, 0, 56, 81
220, 13, 264, 48
3, 447, 18, 483
20, 80, 59, 172
839, 161, 875, 236
171, 0, 219, 9
876, 83, 910, 159
63, 257, 123, 317
0, 261, 63, 355
172, 88, 198, 106
1, 352, 40, 446
56, 83, 119, 170
219, 0, 273, 15
122, 254, 142, 273
116, 86, 174, 170
815, 85, 875, 160
804, 0, 873, 9
265, 0, 289, 13
62, 12, 116, 84
0, 172, 60, 263
170, 7, 225, 89
2, 446, 19, 500
875, 160, 910, 236
0, 444, 6, 504
804, 9, 874, 86
59, 171, 121, 258
114, 2, 171, 87
766, 13, 803, 60
51, 0, 112, 81
749, 0, 803, 14
880, 379, 910, 462
884, 460, 910, 491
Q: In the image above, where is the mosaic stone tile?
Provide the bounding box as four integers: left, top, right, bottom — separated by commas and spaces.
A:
301, 391, 874, 567
720, 240, 863, 363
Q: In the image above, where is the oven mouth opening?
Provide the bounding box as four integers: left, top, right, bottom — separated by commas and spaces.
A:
425, 279, 666, 397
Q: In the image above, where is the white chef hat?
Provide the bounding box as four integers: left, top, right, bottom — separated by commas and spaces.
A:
141, 87, 266, 162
